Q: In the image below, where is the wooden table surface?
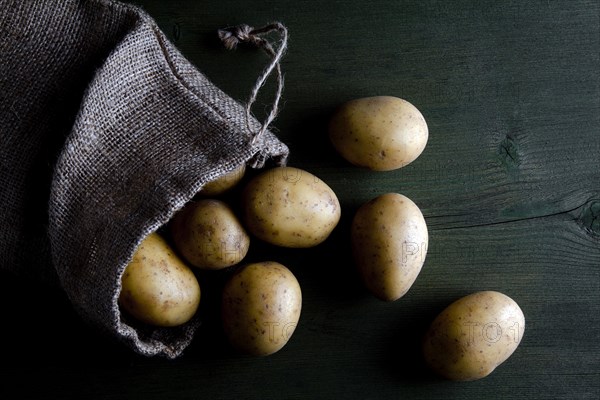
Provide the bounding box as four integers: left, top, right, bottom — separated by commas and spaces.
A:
2, 0, 598, 399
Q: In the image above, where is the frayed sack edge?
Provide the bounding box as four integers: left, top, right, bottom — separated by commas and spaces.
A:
48, 2, 289, 359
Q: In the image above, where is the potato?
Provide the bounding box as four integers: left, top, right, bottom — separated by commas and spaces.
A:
351, 193, 428, 301
241, 166, 341, 248
423, 291, 525, 381
198, 163, 246, 196
170, 199, 250, 270
329, 96, 428, 171
119, 232, 201, 327
221, 261, 302, 356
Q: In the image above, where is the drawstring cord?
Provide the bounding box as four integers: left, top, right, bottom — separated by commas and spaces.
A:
218, 22, 288, 145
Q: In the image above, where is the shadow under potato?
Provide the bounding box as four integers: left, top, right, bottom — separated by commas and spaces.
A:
279, 105, 346, 168
290, 205, 367, 301
378, 301, 446, 383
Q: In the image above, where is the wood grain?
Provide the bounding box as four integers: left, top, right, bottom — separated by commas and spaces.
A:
1, 0, 598, 399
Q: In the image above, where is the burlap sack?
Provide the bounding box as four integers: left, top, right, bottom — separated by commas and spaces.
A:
0, 0, 288, 358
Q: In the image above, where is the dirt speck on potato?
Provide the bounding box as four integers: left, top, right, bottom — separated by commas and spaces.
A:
119, 232, 201, 327
329, 96, 428, 171
242, 167, 340, 248
170, 199, 250, 270
423, 291, 525, 381
221, 261, 302, 356
351, 193, 428, 301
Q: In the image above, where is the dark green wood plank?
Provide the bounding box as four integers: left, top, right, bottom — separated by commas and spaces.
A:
1, 0, 598, 399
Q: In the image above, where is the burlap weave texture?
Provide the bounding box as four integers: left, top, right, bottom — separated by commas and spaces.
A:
0, 0, 288, 358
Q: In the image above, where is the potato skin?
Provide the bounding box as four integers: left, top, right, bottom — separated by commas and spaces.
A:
241, 167, 341, 248
351, 193, 428, 301
423, 291, 525, 381
221, 262, 302, 356
170, 199, 250, 270
329, 96, 428, 171
198, 164, 246, 196
119, 232, 201, 327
